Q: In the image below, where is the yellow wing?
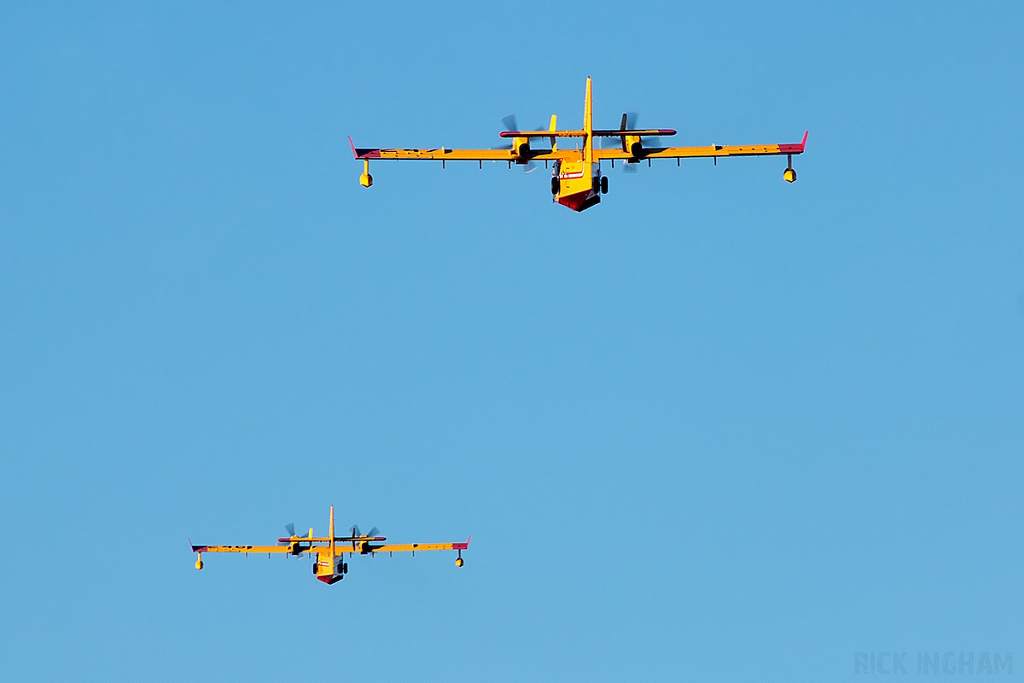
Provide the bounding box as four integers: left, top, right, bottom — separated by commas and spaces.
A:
349, 136, 574, 163
338, 540, 469, 555
191, 538, 471, 556
190, 544, 292, 554
595, 131, 808, 161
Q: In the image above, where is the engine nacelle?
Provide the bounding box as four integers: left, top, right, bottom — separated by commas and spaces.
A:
625, 135, 643, 158
513, 136, 531, 162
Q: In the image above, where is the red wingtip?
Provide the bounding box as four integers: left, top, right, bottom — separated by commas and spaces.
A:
467, 534, 471, 546
779, 131, 809, 155
348, 135, 357, 159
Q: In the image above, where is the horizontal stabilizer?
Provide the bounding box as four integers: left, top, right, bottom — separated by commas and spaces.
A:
500, 128, 675, 138
275, 536, 386, 543
499, 129, 585, 138
591, 128, 677, 137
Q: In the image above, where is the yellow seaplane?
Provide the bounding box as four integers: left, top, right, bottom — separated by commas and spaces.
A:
190, 506, 470, 585
349, 77, 807, 212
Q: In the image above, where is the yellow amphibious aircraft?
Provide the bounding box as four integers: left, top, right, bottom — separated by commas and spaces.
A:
349, 77, 807, 212
190, 506, 470, 585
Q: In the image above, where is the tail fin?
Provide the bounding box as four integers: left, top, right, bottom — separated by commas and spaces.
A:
329, 505, 336, 557
583, 77, 593, 161
583, 77, 593, 135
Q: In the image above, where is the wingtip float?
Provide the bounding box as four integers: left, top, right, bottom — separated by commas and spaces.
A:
350, 77, 808, 212
191, 505, 469, 586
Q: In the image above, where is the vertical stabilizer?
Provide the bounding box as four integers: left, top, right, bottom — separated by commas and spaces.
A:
583, 77, 593, 162
328, 505, 336, 565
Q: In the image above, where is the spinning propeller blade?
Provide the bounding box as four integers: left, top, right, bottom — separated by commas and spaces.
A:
500, 114, 518, 132
490, 115, 515, 151
501, 114, 546, 172
618, 112, 656, 170
345, 524, 383, 540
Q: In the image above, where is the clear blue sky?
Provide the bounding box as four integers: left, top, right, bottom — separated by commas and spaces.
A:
2, 2, 1022, 681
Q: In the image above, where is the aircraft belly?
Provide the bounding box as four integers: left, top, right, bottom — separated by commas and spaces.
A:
557, 188, 600, 212
556, 160, 600, 211
316, 574, 344, 585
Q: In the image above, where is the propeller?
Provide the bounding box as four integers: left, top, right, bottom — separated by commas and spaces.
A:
346, 524, 384, 540
499, 113, 542, 172
492, 113, 521, 150
622, 111, 639, 133
500, 113, 519, 132
598, 133, 638, 171
627, 112, 664, 150
621, 114, 640, 174
612, 112, 662, 172
280, 523, 313, 541
280, 522, 309, 554
492, 115, 514, 151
